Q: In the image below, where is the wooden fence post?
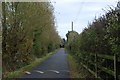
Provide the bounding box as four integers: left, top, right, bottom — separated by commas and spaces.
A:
114, 54, 118, 80
95, 53, 98, 78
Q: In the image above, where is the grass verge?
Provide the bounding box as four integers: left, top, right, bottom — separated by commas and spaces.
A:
5, 49, 58, 78
67, 55, 90, 78
67, 55, 80, 78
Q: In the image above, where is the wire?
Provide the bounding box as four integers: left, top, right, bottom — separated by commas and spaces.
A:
73, 0, 86, 22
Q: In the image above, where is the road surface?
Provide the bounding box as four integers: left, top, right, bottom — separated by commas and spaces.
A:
20, 48, 70, 78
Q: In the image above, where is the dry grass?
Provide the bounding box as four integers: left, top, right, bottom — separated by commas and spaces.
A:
67, 55, 89, 78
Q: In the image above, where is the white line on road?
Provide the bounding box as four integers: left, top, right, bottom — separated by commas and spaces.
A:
48, 70, 60, 74
24, 71, 31, 74
35, 70, 44, 74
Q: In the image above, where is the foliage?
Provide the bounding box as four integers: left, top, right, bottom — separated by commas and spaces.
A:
2, 2, 61, 73
66, 2, 120, 78
67, 55, 90, 78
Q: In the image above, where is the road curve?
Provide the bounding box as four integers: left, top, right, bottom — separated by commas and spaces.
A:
19, 48, 70, 78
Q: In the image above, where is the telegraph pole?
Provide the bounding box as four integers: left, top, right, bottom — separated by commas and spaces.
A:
72, 21, 73, 31
71, 21, 74, 41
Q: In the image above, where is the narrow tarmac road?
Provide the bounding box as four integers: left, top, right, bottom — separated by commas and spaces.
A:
20, 48, 70, 78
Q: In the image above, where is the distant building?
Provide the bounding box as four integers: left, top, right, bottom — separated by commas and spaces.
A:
66, 31, 78, 44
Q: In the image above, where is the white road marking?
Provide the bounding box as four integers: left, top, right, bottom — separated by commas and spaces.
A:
24, 71, 31, 74
34, 70, 69, 74
48, 70, 60, 74
35, 70, 44, 74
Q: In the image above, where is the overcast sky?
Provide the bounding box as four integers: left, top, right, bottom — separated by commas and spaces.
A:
50, 0, 118, 39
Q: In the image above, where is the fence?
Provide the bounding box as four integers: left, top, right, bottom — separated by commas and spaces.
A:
79, 52, 120, 80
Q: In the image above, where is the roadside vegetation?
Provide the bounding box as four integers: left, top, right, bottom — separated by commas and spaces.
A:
68, 55, 92, 78
66, 2, 120, 79
2, 2, 61, 78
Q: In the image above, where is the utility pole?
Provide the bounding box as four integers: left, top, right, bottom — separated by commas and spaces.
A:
72, 21, 73, 31
71, 21, 74, 41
